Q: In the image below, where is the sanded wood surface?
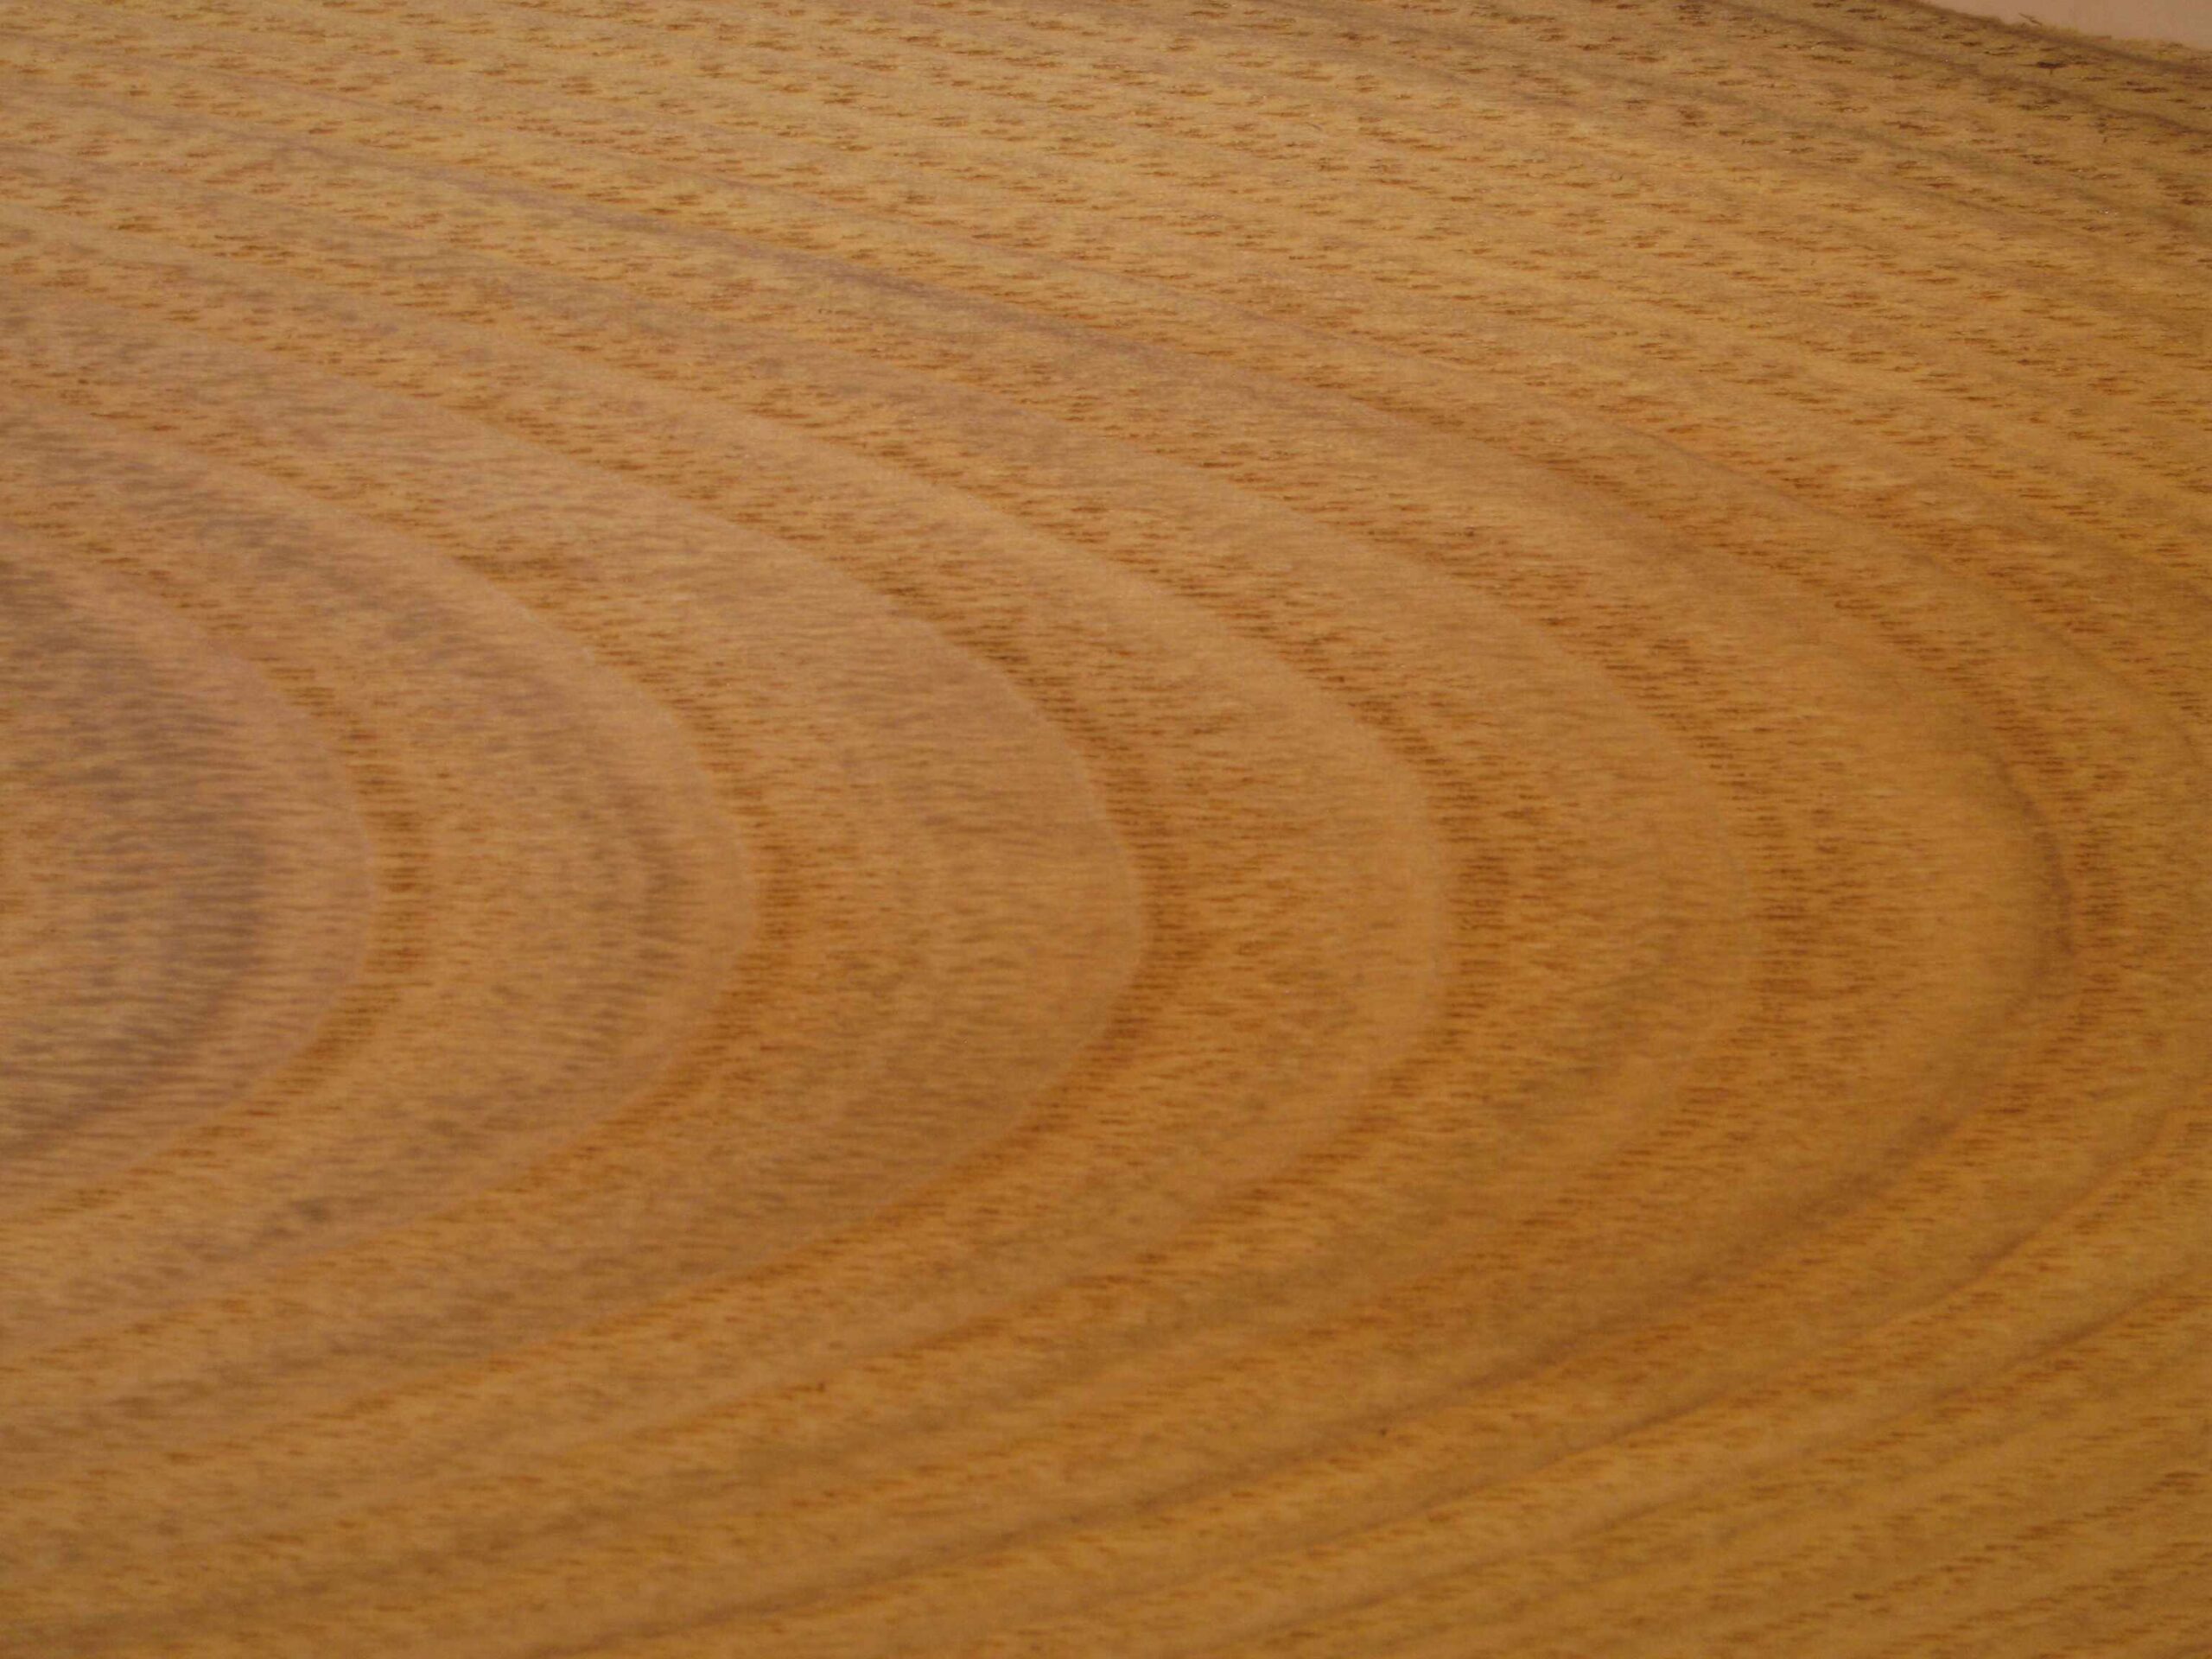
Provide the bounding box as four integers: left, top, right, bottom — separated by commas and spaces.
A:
2, 1, 2208, 1654
1935, 2, 2212, 48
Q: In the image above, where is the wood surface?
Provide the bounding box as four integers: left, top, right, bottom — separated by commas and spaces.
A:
1937, 2, 2212, 48
2, 1, 2208, 1654
1936, 2, 2212, 48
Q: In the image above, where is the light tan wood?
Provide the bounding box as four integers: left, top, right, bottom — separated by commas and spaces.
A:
1, 2, 2207, 1654
1932, 1, 2212, 49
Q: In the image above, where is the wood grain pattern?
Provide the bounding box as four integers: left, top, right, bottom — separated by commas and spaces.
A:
1, 1, 2207, 1654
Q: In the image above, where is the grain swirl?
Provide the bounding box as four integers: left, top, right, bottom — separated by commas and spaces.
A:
1, 2, 2207, 1655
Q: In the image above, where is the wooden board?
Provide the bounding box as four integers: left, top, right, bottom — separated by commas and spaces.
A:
2, 2, 2206, 1654
1930, 1, 2212, 48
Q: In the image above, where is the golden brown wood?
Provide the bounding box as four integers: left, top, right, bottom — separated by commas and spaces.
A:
2, 2, 2207, 1654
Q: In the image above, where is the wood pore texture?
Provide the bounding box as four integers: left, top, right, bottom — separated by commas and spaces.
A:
2, 1, 2209, 1655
